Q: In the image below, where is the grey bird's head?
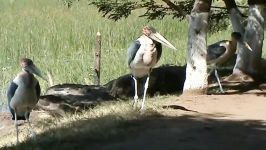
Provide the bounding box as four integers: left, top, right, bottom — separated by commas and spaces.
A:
230, 32, 252, 51
21, 58, 46, 80
142, 26, 177, 50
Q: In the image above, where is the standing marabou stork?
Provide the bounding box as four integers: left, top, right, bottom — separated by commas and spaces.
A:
7, 58, 46, 144
207, 32, 252, 92
128, 26, 177, 111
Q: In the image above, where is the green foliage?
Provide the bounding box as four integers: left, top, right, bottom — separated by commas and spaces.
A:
91, 1, 137, 21
209, 8, 229, 33
91, 0, 192, 21
90, 0, 237, 33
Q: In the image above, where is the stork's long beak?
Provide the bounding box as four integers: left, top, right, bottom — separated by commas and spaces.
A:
237, 39, 252, 51
26, 64, 47, 81
243, 42, 252, 51
149, 32, 177, 50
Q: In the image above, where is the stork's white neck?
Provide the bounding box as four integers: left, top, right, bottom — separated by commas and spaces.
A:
22, 68, 32, 74
138, 35, 154, 45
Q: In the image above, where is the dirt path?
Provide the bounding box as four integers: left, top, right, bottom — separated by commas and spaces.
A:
100, 92, 266, 150
172, 94, 266, 120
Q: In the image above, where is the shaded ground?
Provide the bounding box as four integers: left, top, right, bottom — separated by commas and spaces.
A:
99, 93, 266, 150
1, 89, 266, 150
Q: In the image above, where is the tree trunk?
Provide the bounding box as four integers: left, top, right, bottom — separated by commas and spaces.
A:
234, 5, 264, 77
263, 6, 266, 29
264, 6, 266, 29
183, 0, 212, 95
224, 0, 265, 82
224, 0, 245, 34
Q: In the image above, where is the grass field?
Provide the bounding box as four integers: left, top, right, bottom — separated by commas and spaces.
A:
0, 0, 235, 110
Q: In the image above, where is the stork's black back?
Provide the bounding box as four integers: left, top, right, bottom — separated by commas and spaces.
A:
155, 41, 162, 63
207, 40, 228, 60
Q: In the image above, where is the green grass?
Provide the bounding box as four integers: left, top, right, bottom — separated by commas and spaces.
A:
0, 0, 235, 109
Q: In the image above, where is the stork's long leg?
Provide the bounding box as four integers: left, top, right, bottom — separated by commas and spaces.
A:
25, 111, 36, 140
132, 76, 138, 108
214, 69, 224, 93
141, 75, 150, 111
14, 110, 19, 144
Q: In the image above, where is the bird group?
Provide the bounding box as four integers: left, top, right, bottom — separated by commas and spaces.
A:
6, 26, 177, 144
7, 26, 245, 144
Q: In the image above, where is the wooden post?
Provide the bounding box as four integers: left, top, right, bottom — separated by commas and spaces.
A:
94, 32, 101, 85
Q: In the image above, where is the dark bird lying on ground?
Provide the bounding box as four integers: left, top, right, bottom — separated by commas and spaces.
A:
7, 58, 46, 144
106, 65, 186, 99
38, 84, 115, 116
37, 65, 186, 116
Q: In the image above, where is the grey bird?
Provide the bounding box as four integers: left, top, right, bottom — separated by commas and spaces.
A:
7, 58, 45, 144
128, 26, 177, 111
207, 32, 252, 92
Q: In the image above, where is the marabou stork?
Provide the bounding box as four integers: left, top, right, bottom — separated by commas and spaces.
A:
128, 26, 177, 111
7, 58, 46, 144
207, 32, 251, 92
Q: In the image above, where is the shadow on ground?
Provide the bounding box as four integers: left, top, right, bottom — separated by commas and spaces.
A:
2, 108, 266, 150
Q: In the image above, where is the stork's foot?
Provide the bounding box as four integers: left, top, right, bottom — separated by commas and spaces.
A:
139, 106, 146, 114
31, 132, 37, 142
140, 100, 145, 111
31, 130, 37, 138
132, 102, 137, 109
132, 96, 139, 109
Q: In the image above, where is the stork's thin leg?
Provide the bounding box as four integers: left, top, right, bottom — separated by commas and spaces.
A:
14, 110, 19, 144
25, 112, 36, 140
132, 76, 138, 108
214, 69, 224, 93
141, 75, 150, 111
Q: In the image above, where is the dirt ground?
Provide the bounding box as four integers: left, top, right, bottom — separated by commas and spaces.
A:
99, 91, 266, 150
1, 89, 266, 150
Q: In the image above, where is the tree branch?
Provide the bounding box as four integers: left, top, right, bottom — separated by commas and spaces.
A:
162, 0, 186, 16
248, 0, 266, 5
223, 0, 237, 10
91, 0, 249, 33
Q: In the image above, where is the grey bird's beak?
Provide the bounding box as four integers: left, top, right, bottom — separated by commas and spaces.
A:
243, 42, 252, 51
149, 32, 177, 50
26, 64, 47, 81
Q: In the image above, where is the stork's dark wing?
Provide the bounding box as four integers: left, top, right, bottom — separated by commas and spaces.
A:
155, 42, 162, 63
128, 40, 141, 66
36, 81, 41, 99
7, 81, 18, 119
207, 40, 228, 60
